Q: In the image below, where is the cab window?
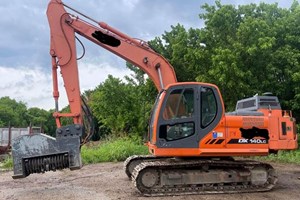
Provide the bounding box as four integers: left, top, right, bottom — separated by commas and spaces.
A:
160, 88, 195, 141
201, 87, 217, 127
160, 122, 195, 141
163, 88, 194, 120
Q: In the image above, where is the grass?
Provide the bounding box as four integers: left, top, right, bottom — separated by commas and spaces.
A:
256, 134, 300, 164
256, 150, 300, 164
81, 136, 149, 164
0, 157, 13, 170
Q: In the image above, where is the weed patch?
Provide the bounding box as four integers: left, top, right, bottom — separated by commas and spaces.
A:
1, 157, 13, 170
81, 137, 149, 164
256, 149, 300, 164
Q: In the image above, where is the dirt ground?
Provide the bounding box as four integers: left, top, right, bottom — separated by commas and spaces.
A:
0, 161, 300, 200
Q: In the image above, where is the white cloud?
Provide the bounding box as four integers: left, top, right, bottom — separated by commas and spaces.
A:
77, 61, 131, 91
0, 66, 52, 109
0, 62, 131, 110
121, 0, 140, 10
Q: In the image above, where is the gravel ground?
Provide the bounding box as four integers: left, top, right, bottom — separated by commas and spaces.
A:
0, 161, 300, 200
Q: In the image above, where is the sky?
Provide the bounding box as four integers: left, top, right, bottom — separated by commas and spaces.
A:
0, 0, 293, 110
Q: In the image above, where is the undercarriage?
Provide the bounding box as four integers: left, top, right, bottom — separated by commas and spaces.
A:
124, 155, 277, 196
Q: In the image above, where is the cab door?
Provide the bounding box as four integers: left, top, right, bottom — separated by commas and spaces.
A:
155, 84, 223, 149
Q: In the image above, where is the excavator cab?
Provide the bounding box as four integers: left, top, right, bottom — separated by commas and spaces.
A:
148, 82, 223, 153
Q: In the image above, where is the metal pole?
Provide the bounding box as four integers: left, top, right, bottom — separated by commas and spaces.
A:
155, 63, 164, 90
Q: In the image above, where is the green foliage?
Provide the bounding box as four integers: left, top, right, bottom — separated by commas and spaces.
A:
43, 110, 57, 136
90, 75, 135, 136
1, 157, 13, 169
148, 1, 300, 114
26, 107, 48, 125
198, 1, 300, 112
149, 25, 206, 82
26, 107, 56, 135
89, 74, 154, 138
0, 97, 27, 127
58, 106, 73, 127
81, 136, 148, 164
258, 150, 300, 164
0, 96, 56, 135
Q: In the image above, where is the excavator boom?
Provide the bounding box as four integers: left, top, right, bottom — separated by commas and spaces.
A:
47, 0, 177, 128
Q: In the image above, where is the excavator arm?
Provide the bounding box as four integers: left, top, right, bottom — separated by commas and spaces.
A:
12, 0, 177, 179
47, 0, 177, 128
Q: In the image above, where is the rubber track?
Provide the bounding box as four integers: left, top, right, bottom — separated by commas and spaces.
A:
124, 155, 166, 178
131, 159, 277, 196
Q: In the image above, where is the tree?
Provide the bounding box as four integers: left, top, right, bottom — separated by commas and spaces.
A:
0, 96, 57, 135
0, 97, 27, 127
90, 75, 147, 137
125, 63, 158, 137
149, 24, 207, 82
198, 0, 300, 114
25, 107, 56, 134
149, 0, 300, 116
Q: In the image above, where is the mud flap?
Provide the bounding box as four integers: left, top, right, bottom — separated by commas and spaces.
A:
12, 125, 83, 179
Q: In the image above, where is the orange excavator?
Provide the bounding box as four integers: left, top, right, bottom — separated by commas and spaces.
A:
12, 0, 298, 196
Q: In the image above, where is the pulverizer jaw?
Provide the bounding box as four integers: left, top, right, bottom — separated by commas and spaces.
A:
12, 124, 83, 179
